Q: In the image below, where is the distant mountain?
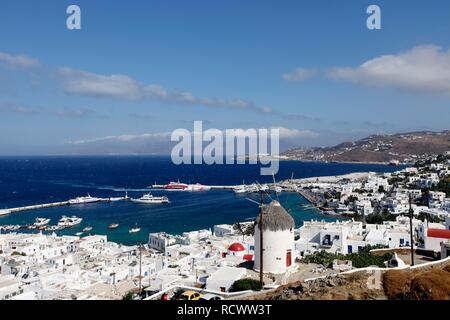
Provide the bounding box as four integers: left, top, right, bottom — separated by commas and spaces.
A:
282, 130, 450, 164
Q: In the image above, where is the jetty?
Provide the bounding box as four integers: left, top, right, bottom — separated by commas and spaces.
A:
0, 197, 124, 216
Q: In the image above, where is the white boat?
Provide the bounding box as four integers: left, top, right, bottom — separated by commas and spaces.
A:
233, 185, 248, 194
68, 194, 101, 205
188, 183, 211, 192
274, 186, 283, 193
233, 184, 259, 194
108, 223, 119, 229
109, 192, 129, 202
131, 193, 169, 204
2, 225, 21, 231
58, 216, 83, 228
157, 181, 211, 192
83, 226, 93, 232
129, 223, 141, 233
75, 232, 83, 236
46, 225, 62, 231
34, 217, 51, 227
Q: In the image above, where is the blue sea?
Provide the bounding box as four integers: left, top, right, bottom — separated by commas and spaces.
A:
0, 156, 403, 245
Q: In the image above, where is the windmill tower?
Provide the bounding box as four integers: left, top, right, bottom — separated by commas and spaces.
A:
253, 200, 296, 274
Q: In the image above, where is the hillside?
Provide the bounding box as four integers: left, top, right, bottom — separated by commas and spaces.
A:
246, 260, 450, 300
282, 130, 450, 164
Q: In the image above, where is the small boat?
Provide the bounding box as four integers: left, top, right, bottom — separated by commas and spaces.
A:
108, 223, 119, 229
34, 217, 51, 227
274, 186, 283, 193
83, 226, 93, 232
130, 193, 169, 204
233, 184, 259, 194
58, 216, 83, 228
109, 193, 128, 202
46, 225, 62, 231
75, 232, 83, 236
129, 223, 141, 233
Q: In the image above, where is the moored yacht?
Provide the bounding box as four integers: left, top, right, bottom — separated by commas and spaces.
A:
108, 223, 119, 229
131, 193, 169, 204
69, 194, 101, 205
58, 216, 83, 228
34, 217, 51, 227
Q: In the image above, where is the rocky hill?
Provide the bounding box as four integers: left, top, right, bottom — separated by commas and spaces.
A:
282, 130, 450, 164
246, 259, 450, 300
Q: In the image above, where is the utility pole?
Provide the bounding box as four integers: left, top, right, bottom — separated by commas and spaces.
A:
259, 191, 264, 287
409, 194, 415, 266
138, 243, 143, 293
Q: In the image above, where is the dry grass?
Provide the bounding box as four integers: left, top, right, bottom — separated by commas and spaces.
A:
383, 267, 450, 300
383, 270, 412, 299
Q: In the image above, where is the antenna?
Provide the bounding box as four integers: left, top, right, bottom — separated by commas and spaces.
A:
272, 171, 280, 202
409, 194, 415, 266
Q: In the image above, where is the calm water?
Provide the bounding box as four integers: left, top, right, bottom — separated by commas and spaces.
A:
0, 156, 403, 245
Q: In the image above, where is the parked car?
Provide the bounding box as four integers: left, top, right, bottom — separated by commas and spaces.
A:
199, 293, 223, 301
179, 290, 203, 301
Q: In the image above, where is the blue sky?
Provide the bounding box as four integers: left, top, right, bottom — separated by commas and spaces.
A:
0, 0, 449, 154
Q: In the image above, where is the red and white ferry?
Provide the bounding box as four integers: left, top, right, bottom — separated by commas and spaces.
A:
153, 181, 211, 192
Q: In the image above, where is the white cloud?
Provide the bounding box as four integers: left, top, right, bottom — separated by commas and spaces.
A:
59, 67, 146, 100
0, 52, 40, 68
283, 68, 318, 81
328, 45, 450, 95
68, 127, 318, 146
58, 67, 273, 113
274, 127, 319, 138
68, 132, 171, 145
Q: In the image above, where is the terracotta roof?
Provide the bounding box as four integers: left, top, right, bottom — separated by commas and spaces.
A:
427, 228, 450, 239
228, 242, 245, 252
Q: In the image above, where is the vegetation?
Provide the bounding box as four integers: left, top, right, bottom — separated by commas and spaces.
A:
417, 211, 443, 223
431, 177, 450, 197
229, 278, 262, 292
233, 222, 255, 241
11, 251, 26, 256
365, 209, 397, 224
301, 245, 392, 268
122, 291, 134, 300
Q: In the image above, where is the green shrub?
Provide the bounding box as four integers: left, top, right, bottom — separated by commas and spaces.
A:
229, 278, 262, 292
301, 245, 392, 268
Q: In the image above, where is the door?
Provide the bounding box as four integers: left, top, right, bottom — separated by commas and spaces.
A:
286, 250, 292, 267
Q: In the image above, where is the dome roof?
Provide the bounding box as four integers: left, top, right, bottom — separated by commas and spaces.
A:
255, 200, 295, 232
228, 242, 245, 252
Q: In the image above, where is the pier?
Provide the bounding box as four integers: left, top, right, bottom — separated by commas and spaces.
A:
0, 197, 123, 216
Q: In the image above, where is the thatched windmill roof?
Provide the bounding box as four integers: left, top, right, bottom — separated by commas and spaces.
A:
255, 200, 294, 232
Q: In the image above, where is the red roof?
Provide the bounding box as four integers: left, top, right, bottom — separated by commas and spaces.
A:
427, 228, 450, 239
228, 243, 245, 252
243, 254, 253, 262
